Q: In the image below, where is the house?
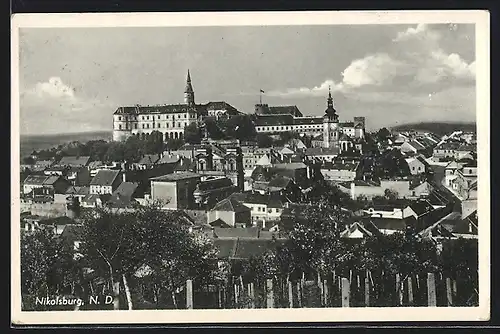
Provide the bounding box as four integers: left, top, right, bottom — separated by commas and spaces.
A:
150, 172, 201, 209
400, 140, 427, 155
89, 170, 123, 195
363, 216, 418, 235
207, 197, 252, 228
66, 167, 92, 186
418, 210, 477, 242
64, 186, 90, 202
31, 160, 55, 172
43, 165, 69, 176
320, 161, 359, 182
59, 224, 84, 256
405, 157, 426, 175
305, 147, 340, 163
213, 237, 286, 261
340, 222, 376, 239
228, 192, 288, 227
22, 175, 70, 195
192, 177, 238, 209
454, 144, 477, 160
107, 182, 140, 209
135, 154, 161, 170
57, 156, 91, 167
433, 142, 462, 161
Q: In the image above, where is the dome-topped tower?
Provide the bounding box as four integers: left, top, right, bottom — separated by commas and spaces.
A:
323, 86, 340, 149
184, 69, 195, 106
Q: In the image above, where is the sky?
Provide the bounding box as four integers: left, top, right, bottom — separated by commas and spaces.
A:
18, 23, 476, 135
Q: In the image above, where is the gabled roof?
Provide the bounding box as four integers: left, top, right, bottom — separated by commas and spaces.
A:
213, 227, 260, 239
60, 224, 83, 243
138, 154, 160, 165
305, 147, 340, 156
195, 177, 234, 194
65, 186, 90, 196
108, 182, 139, 208
90, 170, 120, 186
280, 147, 296, 155
405, 140, 426, 151
23, 175, 63, 186
211, 197, 250, 213
150, 171, 201, 182
209, 218, 232, 228
114, 104, 198, 115
58, 156, 91, 167
340, 222, 374, 238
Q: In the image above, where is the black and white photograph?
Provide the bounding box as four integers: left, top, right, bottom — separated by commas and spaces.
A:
11, 11, 490, 325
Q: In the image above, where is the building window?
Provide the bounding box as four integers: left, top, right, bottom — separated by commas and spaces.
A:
118, 124, 122, 130
142, 124, 145, 129
134, 124, 138, 129
166, 123, 169, 128
118, 116, 122, 121
147, 124, 150, 129
177, 123, 181, 128
157, 123, 161, 128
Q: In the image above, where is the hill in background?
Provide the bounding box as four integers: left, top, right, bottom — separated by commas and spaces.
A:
20, 131, 112, 158
390, 122, 476, 137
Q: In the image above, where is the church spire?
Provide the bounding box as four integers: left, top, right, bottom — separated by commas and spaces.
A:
327, 85, 333, 108
184, 69, 195, 106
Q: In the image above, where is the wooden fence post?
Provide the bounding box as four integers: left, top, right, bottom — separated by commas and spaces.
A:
341, 277, 350, 308
364, 274, 370, 307
297, 282, 302, 308
408, 276, 414, 306
248, 283, 255, 309
323, 280, 329, 307
266, 279, 274, 309
186, 279, 193, 309
395, 273, 403, 306
427, 273, 437, 307
446, 277, 453, 306
234, 284, 239, 307
288, 281, 293, 308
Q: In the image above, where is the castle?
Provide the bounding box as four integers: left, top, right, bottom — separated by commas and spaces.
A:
112, 70, 241, 142
113, 71, 366, 153
253, 87, 366, 151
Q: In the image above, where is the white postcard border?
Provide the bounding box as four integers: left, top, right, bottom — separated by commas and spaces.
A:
11, 10, 490, 325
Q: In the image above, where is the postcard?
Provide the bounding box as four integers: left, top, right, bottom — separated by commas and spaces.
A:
11, 10, 490, 325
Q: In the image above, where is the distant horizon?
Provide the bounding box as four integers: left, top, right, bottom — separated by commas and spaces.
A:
19, 120, 477, 138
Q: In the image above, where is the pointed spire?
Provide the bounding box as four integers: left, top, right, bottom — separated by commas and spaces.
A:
327, 85, 333, 108
187, 69, 191, 83
185, 69, 194, 95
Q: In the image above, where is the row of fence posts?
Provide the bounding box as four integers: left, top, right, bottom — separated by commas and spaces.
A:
185, 273, 458, 309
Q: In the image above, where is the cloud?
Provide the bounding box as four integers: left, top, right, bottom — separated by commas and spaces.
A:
32, 76, 76, 99
20, 77, 113, 135
265, 23, 475, 99
266, 79, 344, 98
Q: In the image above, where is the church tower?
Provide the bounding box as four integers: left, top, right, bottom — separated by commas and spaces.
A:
323, 87, 340, 149
184, 69, 195, 106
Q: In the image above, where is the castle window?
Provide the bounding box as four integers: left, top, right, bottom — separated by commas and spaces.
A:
157, 123, 161, 128
118, 124, 122, 130
147, 124, 150, 129
142, 124, 145, 129
184, 114, 186, 119
135, 124, 138, 129
178, 123, 181, 128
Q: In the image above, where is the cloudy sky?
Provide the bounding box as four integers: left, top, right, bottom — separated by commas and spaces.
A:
18, 23, 476, 135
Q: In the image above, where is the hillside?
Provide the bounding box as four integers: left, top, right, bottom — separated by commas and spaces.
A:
390, 122, 476, 137
20, 131, 112, 158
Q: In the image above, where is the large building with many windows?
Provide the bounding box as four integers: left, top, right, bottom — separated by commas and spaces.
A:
112, 70, 241, 142
254, 88, 366, 150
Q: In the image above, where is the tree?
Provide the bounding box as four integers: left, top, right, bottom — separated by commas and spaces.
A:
104, 142, 125, 163
123, 135, 144, 163
184, 123, 202, 144
144, 131, 165, 155
220, 114, 257, 141
377, 127, 392, 141
256, 133, 274, 148
21, 227, 82, 310
384, 188, 399, 201
79, 208, 141, 310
